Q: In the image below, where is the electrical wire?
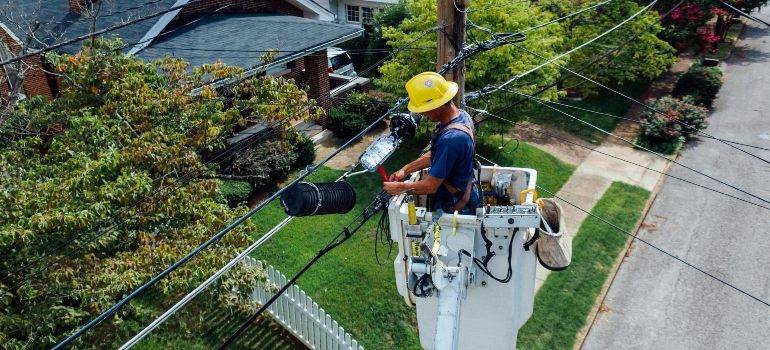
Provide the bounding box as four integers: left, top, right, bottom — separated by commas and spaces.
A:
55, 25, 531, 349
475, 152, 770, 308
503, 89, 770, 206
712, 0, 770, 27
500, 87, 770, 152
536, 183, 770, 308
470, 107, 770, 212
0, 0, 215, 68
520, 0, 616, 34
217, 192, 392, 349
507, 43, 770, 166
3, 11, 416, 286
497, 0, 658, 89
473, 0, 686, 124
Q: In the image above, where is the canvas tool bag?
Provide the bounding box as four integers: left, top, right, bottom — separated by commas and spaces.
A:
524, 198, 572, 271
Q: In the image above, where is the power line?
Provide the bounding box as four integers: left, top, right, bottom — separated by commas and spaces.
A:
499, 87, 770, 152
507, 43, 770, 166
498, 0, 658, 89
2, 4, 412, 285
712, 0, 770, 28
0, 0, 213, 68
532, 183, 770, 308
471, 0, 683, 124
520, 0, 617, 34
217, 192, 391, 349
51, 28, 439, 350
505, 88, 770, 205
469, 107, 770, 212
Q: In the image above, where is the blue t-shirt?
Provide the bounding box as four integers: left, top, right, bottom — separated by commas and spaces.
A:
430, 111, 474, 198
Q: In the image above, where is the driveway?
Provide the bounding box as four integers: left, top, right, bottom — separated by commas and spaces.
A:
581, 10, 770, 350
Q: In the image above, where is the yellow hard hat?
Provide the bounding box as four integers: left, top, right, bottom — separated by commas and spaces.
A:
405, 72, 458, 113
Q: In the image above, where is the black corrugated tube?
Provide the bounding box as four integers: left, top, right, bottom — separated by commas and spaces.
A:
280, 181, 357, 217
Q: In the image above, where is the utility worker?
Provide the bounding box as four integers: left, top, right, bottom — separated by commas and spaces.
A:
384, 72, 480, 215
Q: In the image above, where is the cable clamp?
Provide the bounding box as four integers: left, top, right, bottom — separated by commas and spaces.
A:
303, 181, 323, 216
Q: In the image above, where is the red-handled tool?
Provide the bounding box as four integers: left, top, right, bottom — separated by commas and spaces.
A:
377, 165, 389, 182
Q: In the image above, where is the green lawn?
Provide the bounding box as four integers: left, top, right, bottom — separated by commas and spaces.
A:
522, 79, 651, 144
244, 132, 575, 349
516, 182, 651, 350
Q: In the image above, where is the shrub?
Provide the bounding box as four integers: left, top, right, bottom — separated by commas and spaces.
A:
216, 179, 253, 205
227, 139, 294, 187
329, 106, 368, 140
637, 96, 709, 154
342, 91, 391, 123
673, 64, 723, 108
292, 133, 316, 169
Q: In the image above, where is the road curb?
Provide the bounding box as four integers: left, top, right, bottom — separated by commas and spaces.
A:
573, 158, 675, 350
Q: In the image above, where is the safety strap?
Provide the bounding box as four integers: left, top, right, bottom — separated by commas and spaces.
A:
436, 121, 477, 213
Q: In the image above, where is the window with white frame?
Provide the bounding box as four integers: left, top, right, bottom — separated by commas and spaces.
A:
362, 7, 375, 23
346, 5, 360, 23
0, 43, 24, 97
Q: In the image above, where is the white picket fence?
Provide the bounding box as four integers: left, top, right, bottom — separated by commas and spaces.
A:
245, 257, 364, 350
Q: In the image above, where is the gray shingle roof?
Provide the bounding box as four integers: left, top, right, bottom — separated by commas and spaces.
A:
137, 14, 362, 69
7, 0, 176, 54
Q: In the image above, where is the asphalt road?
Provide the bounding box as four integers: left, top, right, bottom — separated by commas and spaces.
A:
581, 10, 770, 350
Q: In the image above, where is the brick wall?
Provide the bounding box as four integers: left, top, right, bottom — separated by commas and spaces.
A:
179, 0, 303, 18
0, 25, 53, 105
304, 49, 331, 127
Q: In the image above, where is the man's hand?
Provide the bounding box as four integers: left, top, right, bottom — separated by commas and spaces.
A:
389, 169, 406, 182
383, 181, 404, 195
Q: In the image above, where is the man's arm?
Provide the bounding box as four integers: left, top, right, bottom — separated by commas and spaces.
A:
384, 174, 443, 195
389, 151, 431, 182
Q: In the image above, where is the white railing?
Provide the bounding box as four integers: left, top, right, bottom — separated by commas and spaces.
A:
246, 257, 364, 350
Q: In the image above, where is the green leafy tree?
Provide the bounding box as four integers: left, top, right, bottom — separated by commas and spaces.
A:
553, 0, 677, 96
375, 0, 565, 109
0, 38, 315, 349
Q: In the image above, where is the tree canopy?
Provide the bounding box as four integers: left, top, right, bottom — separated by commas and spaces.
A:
0, 38, 314, 349
376, 0, 676, 110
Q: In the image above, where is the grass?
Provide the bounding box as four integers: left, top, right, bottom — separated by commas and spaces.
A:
516, 182, 651, 350
244, 131, 575, 349
523, 79, 651, 144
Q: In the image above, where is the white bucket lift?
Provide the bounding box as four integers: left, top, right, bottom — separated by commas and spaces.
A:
388, 165, 540, 350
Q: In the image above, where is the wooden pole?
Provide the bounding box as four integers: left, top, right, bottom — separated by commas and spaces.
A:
437, 0, 466, 107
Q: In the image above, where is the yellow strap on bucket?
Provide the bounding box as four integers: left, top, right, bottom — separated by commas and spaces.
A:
519, 189, 538, 204
452, 210, 458, 236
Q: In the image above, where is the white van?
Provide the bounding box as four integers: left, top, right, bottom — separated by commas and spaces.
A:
327, 47, 357, 77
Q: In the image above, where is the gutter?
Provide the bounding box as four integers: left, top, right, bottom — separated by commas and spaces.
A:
190, 28, 363, 95
127, 0, 189, 56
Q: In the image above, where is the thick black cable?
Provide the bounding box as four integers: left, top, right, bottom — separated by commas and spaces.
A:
53, 26, 506, 348
506, 89, 770, 205
534, 185, 770, 308
473, 109, 770, 212
508, 43, 770, 166
3, 19, 418, 284
474, 0, 686, 124
218, 192, 392, 349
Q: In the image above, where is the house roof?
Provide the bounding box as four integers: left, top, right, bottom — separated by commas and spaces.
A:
6, 0, 336, 55
137, 14, 362, 70
8, 0, 177, 54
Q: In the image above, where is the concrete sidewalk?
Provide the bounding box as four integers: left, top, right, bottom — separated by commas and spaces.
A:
534, 143, 669, 292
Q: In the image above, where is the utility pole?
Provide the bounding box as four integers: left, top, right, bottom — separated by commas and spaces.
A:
437, 0, 467, 107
